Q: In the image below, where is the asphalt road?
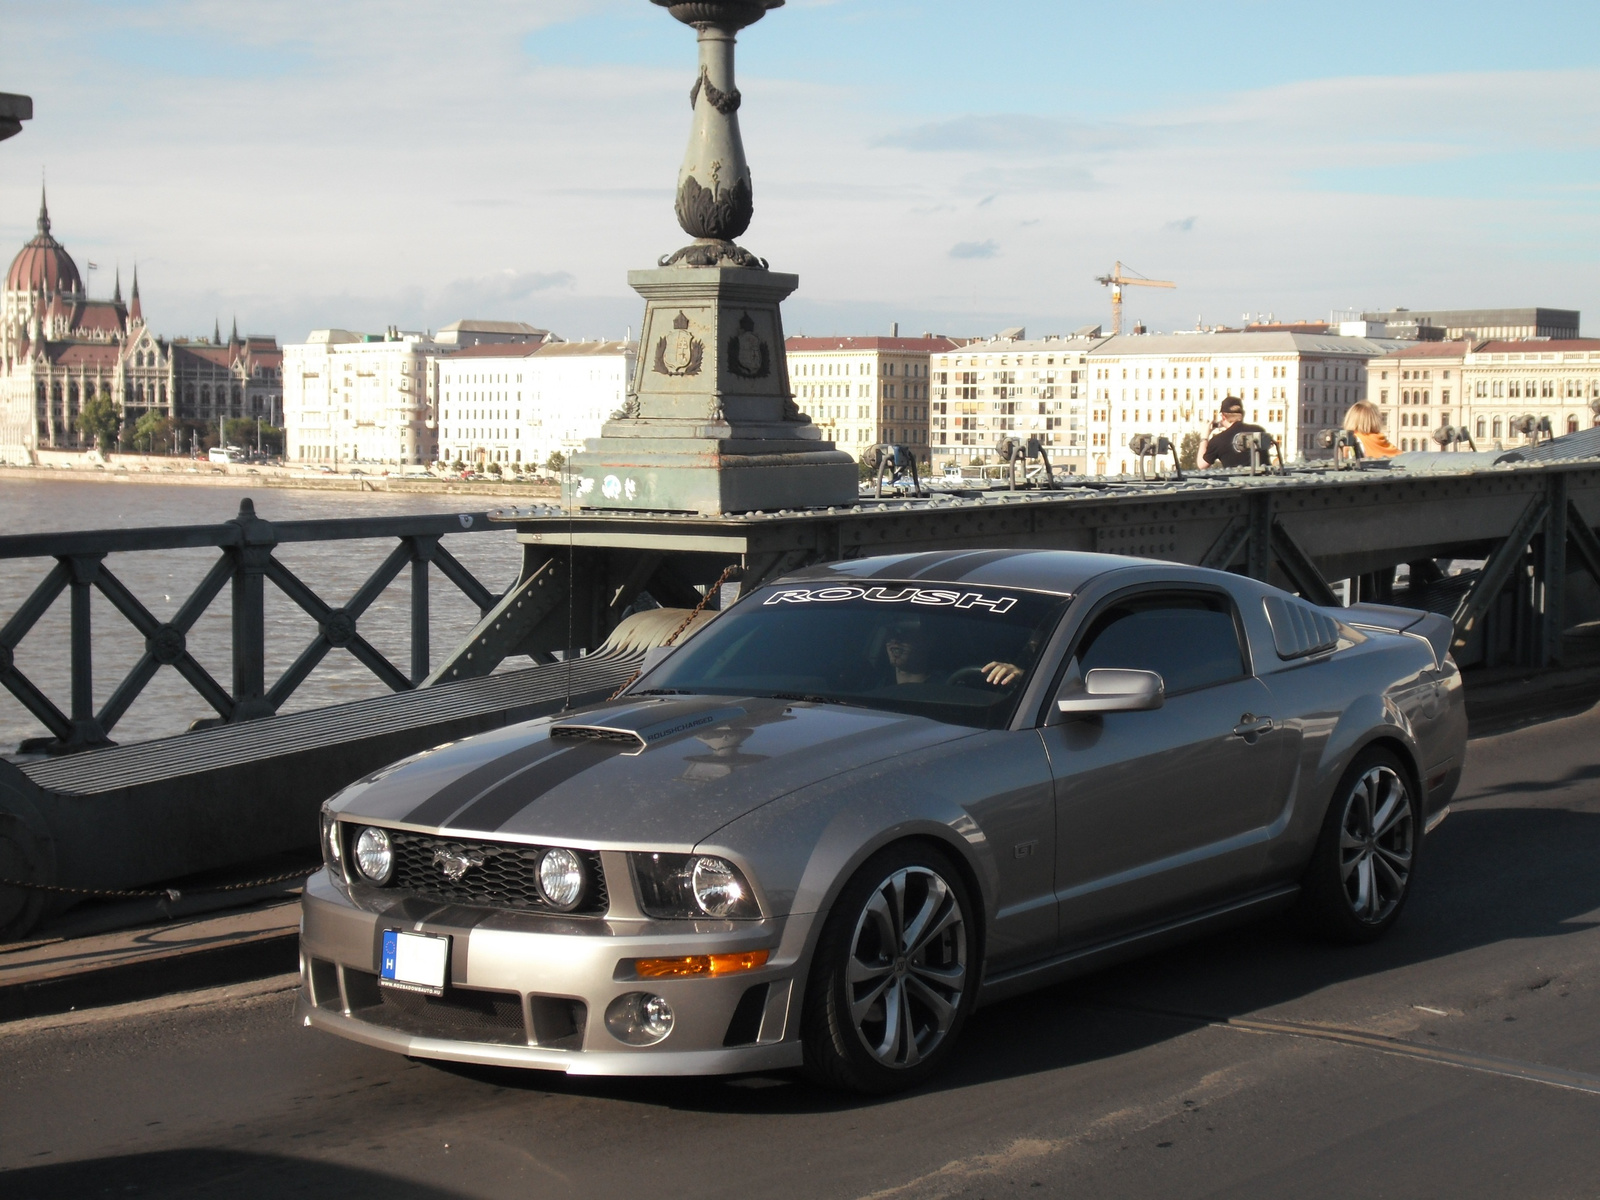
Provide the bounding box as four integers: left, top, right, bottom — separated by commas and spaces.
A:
5, 708, 1600, 1200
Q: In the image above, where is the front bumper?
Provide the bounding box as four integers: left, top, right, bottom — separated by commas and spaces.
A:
297, 869, 811, 1076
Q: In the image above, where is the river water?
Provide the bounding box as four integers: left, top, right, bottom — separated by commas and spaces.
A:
0, 479, 525, 753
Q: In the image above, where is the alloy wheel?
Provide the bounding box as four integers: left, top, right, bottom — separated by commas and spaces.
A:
1339, 764, 1415, 924
845, 865, 967, 1069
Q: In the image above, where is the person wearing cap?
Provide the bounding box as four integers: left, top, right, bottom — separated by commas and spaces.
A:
1197, 396, 1269, 469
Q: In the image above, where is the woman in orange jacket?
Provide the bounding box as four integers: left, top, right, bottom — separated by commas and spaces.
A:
1344, 400, 1400, 458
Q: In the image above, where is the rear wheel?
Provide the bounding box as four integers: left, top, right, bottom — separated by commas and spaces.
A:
1299, 749, 1418, 943
801, 843, 978, 1093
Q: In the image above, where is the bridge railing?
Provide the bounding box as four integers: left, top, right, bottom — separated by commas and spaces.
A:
0, 498, 508, 754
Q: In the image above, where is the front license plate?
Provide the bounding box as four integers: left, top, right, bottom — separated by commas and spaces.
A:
380, 930, 449, 996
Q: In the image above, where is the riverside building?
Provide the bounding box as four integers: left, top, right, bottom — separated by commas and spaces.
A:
283, 328, 444, 466
1359, 308, 1579, 342
1084, 331, 1408, 474
786, 335, 958, 465
1369, 339, 1600, 452
1, 189, 280, 461
433, 339, 634, 470
930, 332, 1105, 476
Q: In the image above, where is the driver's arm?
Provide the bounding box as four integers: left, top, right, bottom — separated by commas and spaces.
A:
981, 661, 1024, 687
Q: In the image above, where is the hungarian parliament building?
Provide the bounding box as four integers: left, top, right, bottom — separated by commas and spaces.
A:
0, 189, 282, 462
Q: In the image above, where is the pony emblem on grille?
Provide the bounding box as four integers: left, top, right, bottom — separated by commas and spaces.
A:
432, 847, 486, 882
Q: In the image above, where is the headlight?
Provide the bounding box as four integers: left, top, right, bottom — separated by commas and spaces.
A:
354, 826, 394, 885
691, 856, 748, 917
630, 853, 760, 919
537, 847, 585, 911
320, 804, 342, 872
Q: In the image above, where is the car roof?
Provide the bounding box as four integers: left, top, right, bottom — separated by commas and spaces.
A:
782, 549, 1157, 596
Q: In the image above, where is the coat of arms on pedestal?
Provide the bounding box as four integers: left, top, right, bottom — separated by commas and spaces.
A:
726, 311, 770, 379
653, 310, 704, 377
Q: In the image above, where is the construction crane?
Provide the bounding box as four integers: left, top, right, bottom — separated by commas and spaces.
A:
1094, 261, 1176, 336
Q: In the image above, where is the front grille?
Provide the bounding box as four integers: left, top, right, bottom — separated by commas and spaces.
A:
344, 969, 527, 1045
387, 830, 609, 916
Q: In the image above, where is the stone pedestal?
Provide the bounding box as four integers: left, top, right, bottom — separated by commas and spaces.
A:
564, 0, 856, 516
565, 262, 857, 514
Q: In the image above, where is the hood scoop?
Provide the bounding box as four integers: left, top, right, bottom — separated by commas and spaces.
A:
549, 724, 648, 753
550, 705, 747, 755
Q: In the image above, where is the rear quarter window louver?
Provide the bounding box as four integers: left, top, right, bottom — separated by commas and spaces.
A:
1263, 595, 1341, 661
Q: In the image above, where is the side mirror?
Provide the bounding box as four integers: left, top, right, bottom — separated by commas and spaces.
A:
1055, 668, 1165, 716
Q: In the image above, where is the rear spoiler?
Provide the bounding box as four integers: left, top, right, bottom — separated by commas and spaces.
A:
1342, 602, 1454, 667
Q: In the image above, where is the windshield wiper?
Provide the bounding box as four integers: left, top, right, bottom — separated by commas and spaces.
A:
768, 692, 854, 706
633, 688, 699, 696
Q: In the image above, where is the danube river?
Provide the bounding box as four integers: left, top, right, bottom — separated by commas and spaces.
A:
0, 478, 524, 753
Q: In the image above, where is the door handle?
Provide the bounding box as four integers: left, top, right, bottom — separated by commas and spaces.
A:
1233, 714, 1275, 740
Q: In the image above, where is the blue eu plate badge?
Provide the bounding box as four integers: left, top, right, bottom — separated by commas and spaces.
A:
380, 929, 449, 996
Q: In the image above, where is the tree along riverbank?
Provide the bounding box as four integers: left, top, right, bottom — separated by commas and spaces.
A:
0, 464, 560, 499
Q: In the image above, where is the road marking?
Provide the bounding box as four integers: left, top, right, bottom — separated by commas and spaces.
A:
857, 1063, 1258, 1200
1097, 1003, 1600, 1098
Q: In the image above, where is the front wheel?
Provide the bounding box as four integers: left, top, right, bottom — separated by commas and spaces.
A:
1298, 749, 1419, 943
801, 843, 978, 1093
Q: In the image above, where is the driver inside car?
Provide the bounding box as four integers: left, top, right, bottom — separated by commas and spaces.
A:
883, 619, 933, 685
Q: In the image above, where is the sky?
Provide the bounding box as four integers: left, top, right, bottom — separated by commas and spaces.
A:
3, 0, 1598, 344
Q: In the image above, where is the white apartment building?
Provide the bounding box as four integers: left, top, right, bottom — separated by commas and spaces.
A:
785, 336, 957, 464
283, 328, 443, 465
434, 340, 635, 469
930, 334, 1103, 475
1084, 331, 1408, 474
1370, 338, 1600, 452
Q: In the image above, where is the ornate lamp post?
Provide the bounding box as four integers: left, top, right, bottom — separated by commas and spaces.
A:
655, 0, 772, 268
564, 0, 856, 515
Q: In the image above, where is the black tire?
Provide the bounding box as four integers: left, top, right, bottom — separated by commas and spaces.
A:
1298, 748, 1420, 944
801, 841, 979, 1094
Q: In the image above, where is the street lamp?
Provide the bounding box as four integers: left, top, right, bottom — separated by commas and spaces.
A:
0, 92, 31, 142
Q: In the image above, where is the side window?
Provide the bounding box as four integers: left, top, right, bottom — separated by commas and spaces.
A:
1075, 591, 1247, 695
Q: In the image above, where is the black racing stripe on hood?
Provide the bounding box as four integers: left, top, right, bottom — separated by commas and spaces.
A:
450, 741, 628, 833
403, 738, 568, 826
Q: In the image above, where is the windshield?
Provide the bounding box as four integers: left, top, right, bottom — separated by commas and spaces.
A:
636, 581, 1069, 729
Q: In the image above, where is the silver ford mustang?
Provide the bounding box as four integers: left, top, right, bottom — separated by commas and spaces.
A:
299, 549, 1466, 1092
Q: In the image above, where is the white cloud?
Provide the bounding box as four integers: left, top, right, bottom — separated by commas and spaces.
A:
2, 7, 1595, 342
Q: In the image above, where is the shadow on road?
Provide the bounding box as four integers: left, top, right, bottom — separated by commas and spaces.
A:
419, 801, 1600, 1115
0, 1148, 471, 1200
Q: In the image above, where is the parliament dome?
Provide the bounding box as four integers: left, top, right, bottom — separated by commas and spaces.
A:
5, 188, 81, 296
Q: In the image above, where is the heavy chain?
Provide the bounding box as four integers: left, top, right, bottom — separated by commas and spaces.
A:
0, 863, 321, 904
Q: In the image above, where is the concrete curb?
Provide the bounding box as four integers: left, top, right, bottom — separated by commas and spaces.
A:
0, 930, 298, 1024
0, 900, 301, 1024
0, 973, 302, 1039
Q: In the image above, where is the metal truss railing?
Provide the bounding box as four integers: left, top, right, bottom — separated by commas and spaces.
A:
0, 498, 506, 754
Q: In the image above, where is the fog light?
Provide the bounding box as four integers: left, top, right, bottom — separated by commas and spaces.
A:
354, 826, 393, 885
605, 992, 675, 1046
538, 847, 584, 910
